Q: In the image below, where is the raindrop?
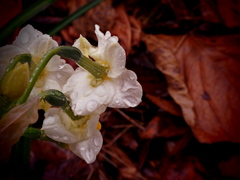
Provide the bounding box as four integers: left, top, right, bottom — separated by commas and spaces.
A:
20, 31, 29, 44
86, 150, 94, 162
80, 147, 85, 151
95, 86, 106, 97
114, 98, 120, 104
123, 96, 137, 107
63, 136, 68, 140
71, 92, 78, 99
54, 127, 58, 131
129, 73, 136, 80
94, 136, 100, 146
52, 135, 59, 139
87, 101, 98, 112
77, 110, 82, 115
84, 89, 93, 97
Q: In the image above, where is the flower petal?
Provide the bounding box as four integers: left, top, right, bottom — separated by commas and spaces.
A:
108, 69, 143, 108
90, 25, 126, 78
42, 108, 100, 144
63, 68, 111, 116
0, 96, 39, 160
42, 108, 78, 144
69, 130, 103, 164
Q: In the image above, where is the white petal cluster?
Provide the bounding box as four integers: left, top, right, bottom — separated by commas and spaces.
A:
63, 25, 142, 116
42, 108, 102, 164
0, 25, 74, 96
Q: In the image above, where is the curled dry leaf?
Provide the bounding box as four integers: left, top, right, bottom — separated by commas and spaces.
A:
143, 33, 240, 143
0, 97, 39, 161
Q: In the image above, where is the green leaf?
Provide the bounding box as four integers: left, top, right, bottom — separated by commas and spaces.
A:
0, 0, 57, 42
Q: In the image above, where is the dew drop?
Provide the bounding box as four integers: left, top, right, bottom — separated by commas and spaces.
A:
71, 92, 78, 99
63, 136, 68, 140
114, 98, 120, 104
77, 110, 82, 115
80, 147, 85, 151
86, 149, 94, 162
95, 85, 106, 97
52, 135, 59, 139
20, 31, 29, 44
94, 136, 100, 146
123, 96, 137, 107
87, 101, 98, 112
84, 89, 93, 97
54, 127, 58, 131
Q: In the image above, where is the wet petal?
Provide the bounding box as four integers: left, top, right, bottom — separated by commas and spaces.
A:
42, 108, 78, 144
69, 130, 103, 164
108, 69, 143, 108
63, 68, 111, 116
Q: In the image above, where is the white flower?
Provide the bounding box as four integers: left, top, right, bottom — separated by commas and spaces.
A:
63, 25, 142, 116
0, 25, 74, 97
41, 108, 102, 164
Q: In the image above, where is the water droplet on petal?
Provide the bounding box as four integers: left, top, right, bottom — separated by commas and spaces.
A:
80, 147, 85, 151
114, 98, 120, 104
84, 89, 93, 97
129, 73, 136, 80
20, 31, 29, 44
52, 135, 59, 139
95, 85, 106, 97
72, 104, 76, 110
123, 96, 137, 107
63, 136, 68, 140
87, 101, 98, 112
86, 149, 94, 162
71, 92, 78, 99
94, 136, 100, 146
54, 127, 58, 131
77, 110, 82, 115
44, 117, 55, 125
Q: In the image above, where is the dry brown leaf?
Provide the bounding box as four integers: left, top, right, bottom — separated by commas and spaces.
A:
143, 33, 240, 143
201, 0, 240, 28
140, 115, 188, 139
146, 94, 182, 116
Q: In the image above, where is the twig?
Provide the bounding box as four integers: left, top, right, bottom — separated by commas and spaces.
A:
115, 109, 145, 130
105, 125, 133, 147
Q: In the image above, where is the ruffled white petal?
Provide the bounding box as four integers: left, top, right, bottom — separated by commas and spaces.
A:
42, 108, 78, 144
69, 130, 103, 164
108, 69, 143, 108
42, 108, 100, 143
63, 68, 111, 116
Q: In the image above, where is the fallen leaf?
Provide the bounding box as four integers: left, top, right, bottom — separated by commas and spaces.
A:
67, 0, 116, 42
143, 33, 240, 143
146, 94, 182, 116
140, 115, 188, 139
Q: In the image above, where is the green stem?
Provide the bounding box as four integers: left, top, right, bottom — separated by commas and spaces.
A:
0, 0, 57, 42
23, 127, 67, 149
76, 55, 108, 80
17, 46, 81, 105
47, 0, 104, 36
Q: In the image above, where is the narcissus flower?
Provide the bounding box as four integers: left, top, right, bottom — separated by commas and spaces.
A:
0, 25, 74, 98
41, 108, 102, 164
63, 25, 142, 116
